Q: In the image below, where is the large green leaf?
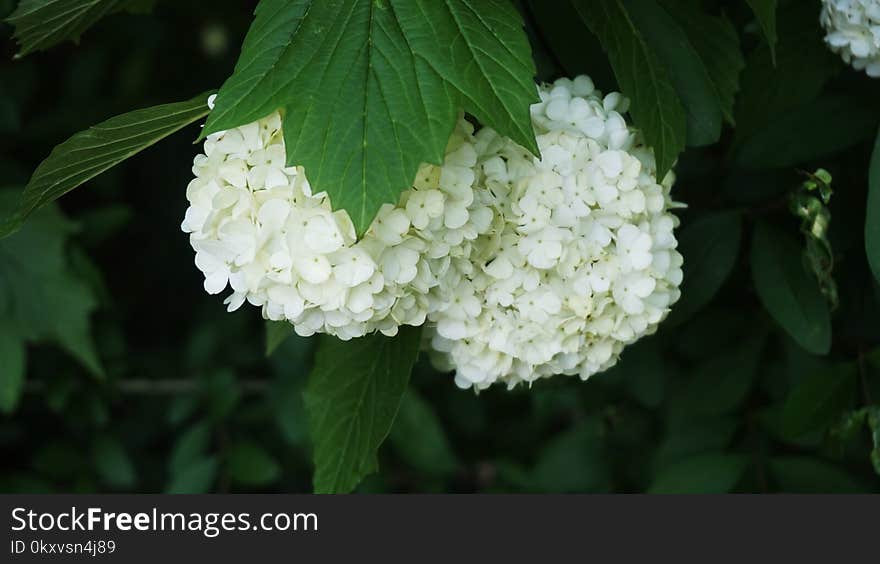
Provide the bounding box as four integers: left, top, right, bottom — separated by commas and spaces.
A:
304, 326, 421, 493
745, 0, 778, 64
669, 210, 742, 324
0, 320, 25, 414
572, 0, 686, 177
867, 127, 880, 285
782, 363, 858, 439
626, 0, 722, 146
0, 92, 213, 239
648, 452, 747, 493
7, 0, 154, 57
659, 0, 743, 124
204, 0, 538, 234
751, 221, 831, 355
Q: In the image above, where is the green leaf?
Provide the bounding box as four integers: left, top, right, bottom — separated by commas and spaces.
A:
625, 0, 722, 147
867, 126, 880, 285
658, 0, 743, 124
745, 0, 778, 64
92, 436, 136, 489
225, 442, 281, 487
675, 306, 749, 362
782, 363, 858, 439
203, 369, 241, 421
305, 325, 421, 494
165, 456, 218, 494
572, 0, 685, 177
751, 221, 831, 355
610, 339, 666, 408
272, 373, 308, 447
166, 395, 199, 427
0, 320, 25, 414
648, 452, 747, 493
733, 94, 880, 169
528, 1, 616, 90
265, 320, 294, 357
869, 409, 880, 476
7, 0, 155, 57
0, 190, 103, 377
0, 92, 213, 239
531, 420, 609, 492
770, 456, 866, 493
669, 211, 742, 324
759, 402, 824, 448
269, 333, 314, 446
52, 285, 104, 378
204, 0, 538, 234
169, 421, 213, 476
652, 417, 740, 472
732, 3, 840, 156
675, 332, 765, 417
389, 388, 458, 476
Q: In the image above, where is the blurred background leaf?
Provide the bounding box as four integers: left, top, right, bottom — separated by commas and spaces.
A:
7, 0, 155, 57
751, 220, 831, 355
744, 0, 778, 63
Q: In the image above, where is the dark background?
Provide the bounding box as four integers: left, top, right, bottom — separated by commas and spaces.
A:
0, 0, 879, 493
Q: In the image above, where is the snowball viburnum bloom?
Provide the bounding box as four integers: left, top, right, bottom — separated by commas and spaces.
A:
183, 96, 493, 340
820, 0, 880, 77
425, 76, 684, 390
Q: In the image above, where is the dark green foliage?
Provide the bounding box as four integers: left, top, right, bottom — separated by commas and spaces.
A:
0, 0, 878, 495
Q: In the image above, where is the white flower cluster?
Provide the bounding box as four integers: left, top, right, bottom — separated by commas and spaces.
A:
425, 76, 683, 390
820, 0, 880, 77
182, 97, 493, 340
184, 76, 684, 391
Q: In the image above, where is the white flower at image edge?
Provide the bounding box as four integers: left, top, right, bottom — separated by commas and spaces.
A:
820, 0, 880, 77
182, 95, 494, 341
424, 76, 684, 390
